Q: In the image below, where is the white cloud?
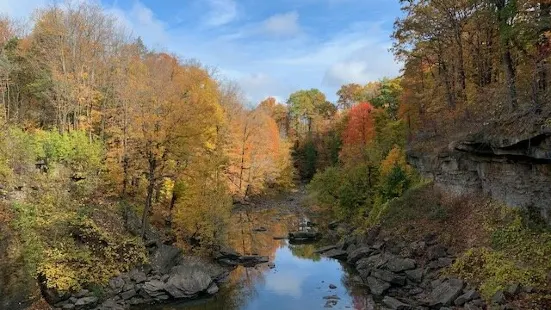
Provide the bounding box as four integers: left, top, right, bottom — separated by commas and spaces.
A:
262, 11, 301, 37
106, 1, 168, 48
203, 0, 237, 27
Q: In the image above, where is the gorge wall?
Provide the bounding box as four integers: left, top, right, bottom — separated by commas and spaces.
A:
408, 124, 551, 223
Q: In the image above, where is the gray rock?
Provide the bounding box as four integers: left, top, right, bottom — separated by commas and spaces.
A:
347, 247, 373, 264
385, 256, 416, 272
323, 295, 341, 300
129, 270, 147, 284
143, 280, 166, 297
315, 245, 338, 253
120, 288, 136, 300
366, 276, 391, 296
75, 289, 90, 298
382, 296, 411, 310
405, 268, 423, 283
371, 269, 406, 286
506, 283, 520, 296
356, 254, 389, 271
75, 296, 98, 307
164, 265, 213, 298
322, 249, 348, 260
463, 302, 482, 310
207, 283, 219, 295
428, 257, 454, 269
150, 244, 183, 274
329, 284, 337, 289
62, 304, 75, 310
454, 289, 480, 306
491, 290, 506, 304
427, 245, 447, 260
288, 231, 320, 241
429, 278, 464, 306
324, 299, 338, 308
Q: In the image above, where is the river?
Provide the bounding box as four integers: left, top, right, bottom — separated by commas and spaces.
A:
140, 189, 377, 310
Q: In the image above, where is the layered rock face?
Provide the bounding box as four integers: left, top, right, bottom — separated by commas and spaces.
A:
408, 130, 551, 223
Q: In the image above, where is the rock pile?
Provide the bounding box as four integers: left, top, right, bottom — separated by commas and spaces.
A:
317, 231, 526, 309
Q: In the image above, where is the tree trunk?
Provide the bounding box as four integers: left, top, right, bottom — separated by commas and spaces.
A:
141, 152, 156, 239
502, 46, 517, 110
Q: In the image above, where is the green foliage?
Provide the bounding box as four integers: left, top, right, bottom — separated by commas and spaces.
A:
309, 163, 378, 220
12, 202, 147, 292
451, 207, 551, 300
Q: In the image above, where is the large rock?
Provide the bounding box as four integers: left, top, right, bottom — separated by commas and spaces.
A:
455, 289, 480, 306
382, 296, 412, 310
74, 296, 98, 307
429, 278, 464, 307
165, 265, 213, 298
405, 268, 424, 283
356, 254, 389, 271
150, 244, 183, 274
142, 280, 166, 297
366, 276, 391, 296
384, 256, 416, 273
288, 231, 320, 242
371, 269, 406, 286
347, 247, 374, 265
322, 249, 348, 260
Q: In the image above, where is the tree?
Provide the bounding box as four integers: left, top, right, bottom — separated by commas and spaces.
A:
340, 102, 376, 164
287, 89, 335, 137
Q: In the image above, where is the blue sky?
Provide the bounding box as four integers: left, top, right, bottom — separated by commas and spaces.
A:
0, 0, 403, 104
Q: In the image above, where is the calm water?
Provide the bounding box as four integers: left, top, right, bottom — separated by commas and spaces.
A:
145, 208, 377, 310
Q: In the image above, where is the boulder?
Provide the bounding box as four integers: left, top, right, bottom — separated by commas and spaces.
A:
315, 245, 338, 254
454, 289, 480, 306
347, 247, 373, 265
74, 296, 98, 307
120, 288, 137, 300
405, 268, 424, 283
206, 283, 219, 295
149, 244, 183, 274
322, 249, 348, 260
142, 280, 166, 297
356, 254, 389, 271
288, 231, 320, 242
385, 256, 416, 272
429, 278, 464, 307
129, 269, 147, 284
427, 245, 447, 260
366, 276, 391, 296
164, 265, 213, 298
382, 296, 412, 310
491, 290, 506, 305
371, 269, 406, 286
506, 283, 521, 296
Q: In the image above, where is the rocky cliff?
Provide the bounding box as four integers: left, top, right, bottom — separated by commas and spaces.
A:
408, 118, 551, 223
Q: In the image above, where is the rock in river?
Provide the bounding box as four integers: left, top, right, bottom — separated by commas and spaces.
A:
165, 265, 213, 298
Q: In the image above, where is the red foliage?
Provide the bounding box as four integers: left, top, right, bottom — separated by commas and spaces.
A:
342, 102, 375, 147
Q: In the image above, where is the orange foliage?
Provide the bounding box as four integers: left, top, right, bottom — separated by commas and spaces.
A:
342, 102, 375, 147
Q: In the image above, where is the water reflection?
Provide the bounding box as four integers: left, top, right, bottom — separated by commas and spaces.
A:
146, 209, 377, 310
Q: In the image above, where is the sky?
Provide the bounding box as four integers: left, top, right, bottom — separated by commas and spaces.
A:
0, 0, 403, 105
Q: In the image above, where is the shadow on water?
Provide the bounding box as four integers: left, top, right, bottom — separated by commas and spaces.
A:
145, 208, 377, 310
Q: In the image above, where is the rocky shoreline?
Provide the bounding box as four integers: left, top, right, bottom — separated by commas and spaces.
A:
318, 225, 530, 310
